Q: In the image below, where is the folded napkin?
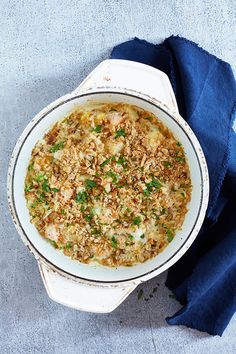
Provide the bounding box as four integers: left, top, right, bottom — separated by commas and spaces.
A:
111, 36, 236, 336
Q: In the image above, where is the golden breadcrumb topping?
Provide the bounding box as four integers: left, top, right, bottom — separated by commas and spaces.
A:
25, 103, 191, 267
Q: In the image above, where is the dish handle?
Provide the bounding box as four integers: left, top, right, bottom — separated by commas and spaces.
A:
38, 261, 137, 313
72, 59, 178, 113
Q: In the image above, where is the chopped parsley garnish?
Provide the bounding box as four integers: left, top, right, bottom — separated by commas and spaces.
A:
128, 234, 134, 240
100, 158, 111, 168
177, 142, 182, 147
75, 191, 88, 203
143, 178, 162, 196
49, 141, 64, 153
28, 163, 34, 171
24, 185, 31, 193
160, 208, 166, 215
164, 161, 172, 168
36, 174, 45, 182
132, 216, 141, 226
116, 155, 126, 166
143, 189, 151, 196
91, 228, 101, 236
61, 209, 65, 215
175, 156, 185, 162
65, 242, 73, 249
166, 229, 174, 242
50, 240, 58, 248
85, 179, 97, 189
84, 213, 93, 222
39, 192, 46, 201
42, 180, 51, 192
116, 183, 126, 188
92, 125, 102, 133
140, 234, 145, 239
111, 236, 118, 248
106, 171, 118, 183
115, 129, 126, 139
51, 188, 59, 193
144, 116, 152, 122
181, 192, 186, 197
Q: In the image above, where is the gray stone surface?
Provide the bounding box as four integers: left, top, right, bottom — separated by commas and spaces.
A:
0, 1, 235, 353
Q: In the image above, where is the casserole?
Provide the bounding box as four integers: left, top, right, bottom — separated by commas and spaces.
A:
7, 59, 209, 312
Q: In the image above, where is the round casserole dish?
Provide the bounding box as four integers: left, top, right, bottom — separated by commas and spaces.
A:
7, 60, 209, 312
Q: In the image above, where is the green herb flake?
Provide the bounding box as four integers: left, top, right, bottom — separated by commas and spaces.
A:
137, 289, 143, 300
65, 242, 73, 249
116, 155, 126, 165
30, 202, 37, 209
160, 208, 166, 215
175, 156, 185, 162
28, 163, 34, 171
49, 141, 64, 153
106, 171, 118, 183
166, 229, 174, 242
100, 158, 111, 168
144, 178, 162, 196
85, 179, 97, 189
75, 191, 88, 204
115, 129, 126, 139
92, 125, 103, 133
24, 185, 31, 193
140, 234, 145, 239
84, 213, 93, 222
177, 142, 182, 147
39, 192, 46, 201
143, 188, 151, 196
164, 161, 172, 168
144, 116, 152, 122
109, 108, 118, 112
91, 228, 101, 236
111, 236, 118, 248
61, 209, 65, 215
36, 174, 45, 183
42, 180, 50, 193
116, 183, 125, 188
51, 188, 59, 193
181, 192, 185, 197
132, 216, 141, 226
128, 234, 134, 240
50, 240, 58, 249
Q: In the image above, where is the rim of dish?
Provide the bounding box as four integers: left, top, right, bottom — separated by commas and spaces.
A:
7, 90, 209, 285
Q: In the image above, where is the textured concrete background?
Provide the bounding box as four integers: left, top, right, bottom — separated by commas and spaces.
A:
0, 1, 236, 353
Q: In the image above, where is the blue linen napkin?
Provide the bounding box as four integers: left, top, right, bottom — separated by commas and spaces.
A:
111, 36, 236, 336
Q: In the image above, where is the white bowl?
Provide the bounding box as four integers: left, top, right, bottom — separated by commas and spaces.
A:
7, 60, 209, 312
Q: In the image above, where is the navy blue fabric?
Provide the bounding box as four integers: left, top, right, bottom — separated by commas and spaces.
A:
111, 36, 236, 336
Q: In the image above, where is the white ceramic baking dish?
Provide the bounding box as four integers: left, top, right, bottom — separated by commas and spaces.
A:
7, 59, 209, 312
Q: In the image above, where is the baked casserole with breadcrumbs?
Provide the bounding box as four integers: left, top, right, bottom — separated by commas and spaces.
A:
24, 103, 192, 267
